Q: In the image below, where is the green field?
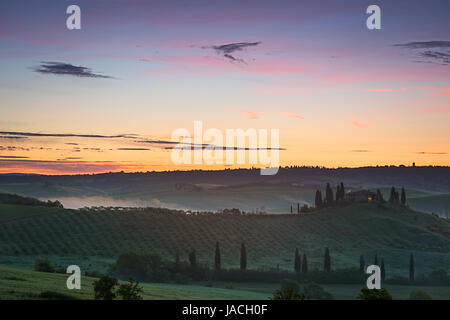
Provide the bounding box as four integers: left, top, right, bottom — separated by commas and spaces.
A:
0, 201, 449, 276
0, 266, 267, 300
1, 266, 448, 300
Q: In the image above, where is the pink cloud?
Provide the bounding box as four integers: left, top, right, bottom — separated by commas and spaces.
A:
428, 88, 450, 97
138, 54, 314, 77
350, 117, 372, 129
232, 109, 263, 120
366, 88, 408, 93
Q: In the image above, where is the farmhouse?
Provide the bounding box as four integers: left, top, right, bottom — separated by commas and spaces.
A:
345, 190, 377, 203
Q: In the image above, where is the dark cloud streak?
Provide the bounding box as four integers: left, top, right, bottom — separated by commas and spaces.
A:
394, 41, 450, 65
32, 62, 115, 78
204, 42, 261, 63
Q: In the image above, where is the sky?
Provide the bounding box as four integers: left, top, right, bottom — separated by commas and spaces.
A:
0, 0, 449, 174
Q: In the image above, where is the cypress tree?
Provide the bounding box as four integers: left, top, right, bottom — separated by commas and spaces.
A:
315, 190, 323, 208
394, 190, 400, 204
340, 182, 345, 200
381, 258, 385, 281
294, 248, 301, 273
324, 247, 331, 272
374, 254, 378, 266
409, 253, 414, 282
290, 205, 293, 214
376, 189, 383, 202
215, 241, 221, 271
401, 187, 406, 206
297, 203, 300, 214
240, 243, 247, 271
359, 255, 365, 272
325, 183, 334, 206
302, 253, 308, 273
189, 249, 197, 267
389, 187, 396, 204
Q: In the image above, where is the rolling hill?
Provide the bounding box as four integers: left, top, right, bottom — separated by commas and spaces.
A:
0, 201, 448, 277
2, 167, 450, 214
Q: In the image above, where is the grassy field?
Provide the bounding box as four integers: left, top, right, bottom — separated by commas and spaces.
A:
0, 266, 268, 300
0, 202, 449, 276
1, 266, 448, 300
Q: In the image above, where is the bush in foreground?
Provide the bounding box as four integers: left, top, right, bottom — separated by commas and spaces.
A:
304, 282, 333, 300
93, 276, 143, 300
357, 288, 392, 300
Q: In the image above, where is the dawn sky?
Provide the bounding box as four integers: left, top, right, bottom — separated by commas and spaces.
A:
0, 0, 449, 174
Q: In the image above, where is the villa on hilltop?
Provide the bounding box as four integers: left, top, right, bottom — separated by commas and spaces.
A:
345, 190, 377, 203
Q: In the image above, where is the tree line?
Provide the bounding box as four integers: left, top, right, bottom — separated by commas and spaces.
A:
290, 182, 408, 213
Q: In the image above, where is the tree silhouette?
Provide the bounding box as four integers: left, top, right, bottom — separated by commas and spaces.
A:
401, 187, 406, 206
409, 253, 415, 282
188, 249, 197, 267
325, 183, 334, 206
315, 190, 323, 208
240, 243, 247, 271
324, 247, 331, 272
215, 241, 221, 271
389, 187, 396, 204
117, 278, 144, 300
376, 189, 384, 202
374, 254, 378, 266
380, 258, 385, 281
302, 253, 308, 273
93, 276, 119, 300
360, 255, 365, 272
294, 248, 301, 273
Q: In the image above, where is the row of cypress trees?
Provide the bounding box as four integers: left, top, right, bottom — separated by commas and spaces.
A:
389, 186, 407, 205
207, 241, 247, 271
187, 244, 415, 280
294, 247, 330, 273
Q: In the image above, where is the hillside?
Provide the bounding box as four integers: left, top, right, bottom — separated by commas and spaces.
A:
407, 194, 450, 216
1, 168, 449, 213
0, 202, 449, 276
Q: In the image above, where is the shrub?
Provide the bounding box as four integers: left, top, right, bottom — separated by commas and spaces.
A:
34, 258, 55, 273
271, 287, 305, 300
117, 279, 143, 300
357, 288, 392, 300
281, 279, 300, 293
304, 282, 333, 300
93, 276, 119, 300
272, 279, 305, 300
